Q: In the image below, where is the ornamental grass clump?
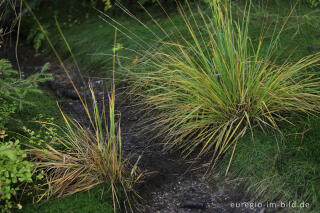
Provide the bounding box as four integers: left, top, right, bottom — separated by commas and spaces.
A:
29, 83, 142, 212
126, 2, 320, 172
24, 4, 143, 208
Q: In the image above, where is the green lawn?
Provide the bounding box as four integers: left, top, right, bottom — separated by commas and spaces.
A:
20, 186, 113, 213
219, 117, 320, 212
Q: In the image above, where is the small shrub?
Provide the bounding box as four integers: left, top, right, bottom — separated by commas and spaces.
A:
0, 137, 34, 213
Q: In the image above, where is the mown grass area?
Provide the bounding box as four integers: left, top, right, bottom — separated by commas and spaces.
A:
219, 118, 320, 212
20, 186, 113, 213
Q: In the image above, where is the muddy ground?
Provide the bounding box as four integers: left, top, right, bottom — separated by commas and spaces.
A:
1, 39, 275, 213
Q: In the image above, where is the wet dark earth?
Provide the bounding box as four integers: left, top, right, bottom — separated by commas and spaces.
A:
1, 40, 277, 213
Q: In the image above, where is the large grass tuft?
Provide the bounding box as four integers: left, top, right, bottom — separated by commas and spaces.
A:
126, 2, 320, 172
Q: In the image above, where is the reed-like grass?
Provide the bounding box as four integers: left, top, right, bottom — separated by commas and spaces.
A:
124, 2, 320, 173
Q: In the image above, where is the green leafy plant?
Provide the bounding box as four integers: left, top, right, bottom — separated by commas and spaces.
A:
0, 58, 53, 130
0, 59, 53, 110
0, 98, 17, 130
0, 59, 19, 129
127, 2, 320, 173
0, 137, 35, 213
26, 24, 49, 53
102, 0, 112, 10
21, 115, 60, 148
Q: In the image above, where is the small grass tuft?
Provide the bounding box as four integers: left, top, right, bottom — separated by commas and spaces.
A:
24, 2, 143, 210
29, 83, 142, 212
